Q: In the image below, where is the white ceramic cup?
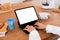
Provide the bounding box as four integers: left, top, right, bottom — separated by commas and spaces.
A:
39, 12, 50, 20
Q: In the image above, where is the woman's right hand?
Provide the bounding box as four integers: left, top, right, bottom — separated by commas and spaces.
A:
34, 22, 46, 29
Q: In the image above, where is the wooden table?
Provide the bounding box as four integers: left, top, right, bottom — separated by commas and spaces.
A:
0, 1, 60, 40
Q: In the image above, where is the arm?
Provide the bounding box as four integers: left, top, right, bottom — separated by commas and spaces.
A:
46, 25, 60, 36
34, 22, 60, 36
29, 29, 41, 40
23, 25, 41, 40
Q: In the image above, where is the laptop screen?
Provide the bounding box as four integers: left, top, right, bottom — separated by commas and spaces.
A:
15, 6, 38, 25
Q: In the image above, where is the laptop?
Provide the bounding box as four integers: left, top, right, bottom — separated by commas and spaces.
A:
15, 6, 39, 34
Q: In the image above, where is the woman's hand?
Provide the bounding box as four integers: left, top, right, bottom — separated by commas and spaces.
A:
34, 22, 46, 29
23, 25, 35, 32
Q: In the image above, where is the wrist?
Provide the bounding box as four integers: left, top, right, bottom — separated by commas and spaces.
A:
30, 29, 36, 33
29, 29, 35, 32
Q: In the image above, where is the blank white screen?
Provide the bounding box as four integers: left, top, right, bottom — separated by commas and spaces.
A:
16, 7, 38, 25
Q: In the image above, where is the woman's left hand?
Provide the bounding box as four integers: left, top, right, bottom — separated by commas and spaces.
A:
23, 25, 35, 32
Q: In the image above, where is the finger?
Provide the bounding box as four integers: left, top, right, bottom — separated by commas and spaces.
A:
34, 25, 39, 28
23, 28, 27, 30
33, 25, 38, 27
24, 25, 30, 30
35, 27, 39, 28
25, 25, 29, 28
35, 26, 39, 29
34, 23, 38, 27
34, 24, 37, 26
34, 22, 38, 25
33, 25, 39, 28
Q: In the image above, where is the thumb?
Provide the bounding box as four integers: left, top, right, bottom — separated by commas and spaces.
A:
23, 28, 27, 30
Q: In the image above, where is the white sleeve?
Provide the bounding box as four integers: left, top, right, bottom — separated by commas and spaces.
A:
57, 37, 60, 40
46, 25, 60, 36
29, 29, 41, 40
